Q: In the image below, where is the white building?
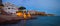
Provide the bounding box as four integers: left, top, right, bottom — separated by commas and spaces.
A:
2, 2, 18, 15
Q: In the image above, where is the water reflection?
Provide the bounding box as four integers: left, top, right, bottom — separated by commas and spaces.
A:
0, 16, 60, 26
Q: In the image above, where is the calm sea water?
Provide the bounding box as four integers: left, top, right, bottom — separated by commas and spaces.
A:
0, 16, 60, 26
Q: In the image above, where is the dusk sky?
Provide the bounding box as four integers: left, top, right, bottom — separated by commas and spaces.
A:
2, 0, 60, 16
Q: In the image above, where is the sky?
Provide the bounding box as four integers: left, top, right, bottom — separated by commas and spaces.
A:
2, 0, 60, 16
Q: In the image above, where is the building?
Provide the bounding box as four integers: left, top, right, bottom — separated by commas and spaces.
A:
2, 2, 18, 15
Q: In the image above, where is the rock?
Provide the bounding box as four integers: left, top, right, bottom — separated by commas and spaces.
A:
0, 15, 21, 24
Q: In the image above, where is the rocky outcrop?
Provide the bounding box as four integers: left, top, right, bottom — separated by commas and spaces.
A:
0, 15, 21, 24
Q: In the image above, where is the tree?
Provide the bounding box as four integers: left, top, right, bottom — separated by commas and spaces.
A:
18, 6, 26, 10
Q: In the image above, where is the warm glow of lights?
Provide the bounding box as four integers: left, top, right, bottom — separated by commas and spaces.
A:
28, 12, 31, 17
24, 13, 27, 18
16, 12, 23, 16
16, 11, 31, 18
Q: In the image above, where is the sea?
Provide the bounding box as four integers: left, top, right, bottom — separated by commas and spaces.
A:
0, 16, 60, 26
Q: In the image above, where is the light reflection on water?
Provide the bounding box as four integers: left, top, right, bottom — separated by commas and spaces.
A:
0, 16, 60, 26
